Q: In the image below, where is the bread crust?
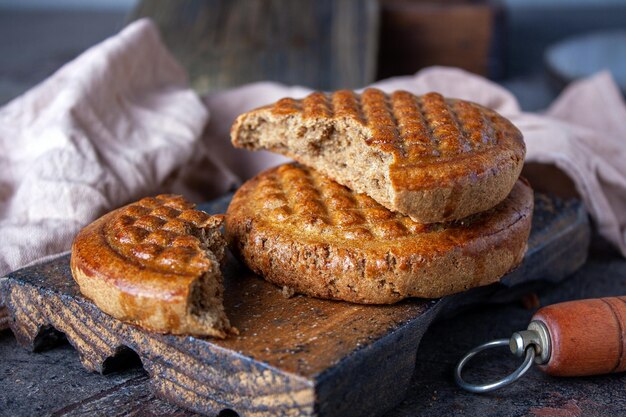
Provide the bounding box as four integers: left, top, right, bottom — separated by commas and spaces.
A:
231, 89, 525, 223
71, 195, 232, 338
225, 164, 533, 303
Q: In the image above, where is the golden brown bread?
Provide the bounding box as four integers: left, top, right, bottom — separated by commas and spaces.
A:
225, 163, 533, 303
231, 89, 525, 223
71, 195, 234, 338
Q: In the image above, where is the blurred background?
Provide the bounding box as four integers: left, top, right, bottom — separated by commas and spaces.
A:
0, 0, 625, 111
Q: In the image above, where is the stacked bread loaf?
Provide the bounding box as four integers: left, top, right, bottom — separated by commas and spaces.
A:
69, 89, 532, 338
226, 89, 532, 303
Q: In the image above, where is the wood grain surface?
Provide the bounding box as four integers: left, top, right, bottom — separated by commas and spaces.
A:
6, 247, 626, 417
1, 193, 590, 417
0, 302, 8, 331
378, 0, 504, 79
129, 0, 379, 92
3, 254, 436, 417
534, 296, 626, 377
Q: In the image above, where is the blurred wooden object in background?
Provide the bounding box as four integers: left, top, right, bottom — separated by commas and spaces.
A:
378, 0, 505, 79
130, 0, 379, 92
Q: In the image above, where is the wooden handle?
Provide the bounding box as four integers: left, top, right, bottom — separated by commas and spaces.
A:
532, 297, 626, 377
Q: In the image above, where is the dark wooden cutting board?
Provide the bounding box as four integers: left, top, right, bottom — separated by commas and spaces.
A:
0, 192, 589, 417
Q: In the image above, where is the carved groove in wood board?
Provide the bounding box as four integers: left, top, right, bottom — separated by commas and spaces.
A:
0, 304, 9, 331
3, 281, 316, 416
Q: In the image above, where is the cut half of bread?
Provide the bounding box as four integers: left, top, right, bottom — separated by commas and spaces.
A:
71, 195, 235, 338
231, 89, 525, 223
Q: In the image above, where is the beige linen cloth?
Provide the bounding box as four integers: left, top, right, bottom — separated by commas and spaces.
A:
1, 19, 626, 320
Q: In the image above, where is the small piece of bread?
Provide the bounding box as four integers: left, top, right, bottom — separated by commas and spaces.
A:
231, 89, 525, 223
225, 163, 533, 304
71, 195, 234, 338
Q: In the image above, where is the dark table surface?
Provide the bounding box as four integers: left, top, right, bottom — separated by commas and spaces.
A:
2, 237, 626, 417
2, 8, 626, 417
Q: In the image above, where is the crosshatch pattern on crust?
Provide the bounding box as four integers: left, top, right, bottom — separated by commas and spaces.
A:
252, 163, 485, 242
103, 195, 224, 276
272, 89, 504, 162
225, 163, 534, 303
233, 87, 525, 224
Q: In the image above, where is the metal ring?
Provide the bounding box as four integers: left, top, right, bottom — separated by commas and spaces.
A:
454, 339, 536, 393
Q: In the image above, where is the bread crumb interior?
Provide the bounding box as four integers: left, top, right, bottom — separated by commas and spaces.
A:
236, 114, 395, 206
187, 223, 232, 336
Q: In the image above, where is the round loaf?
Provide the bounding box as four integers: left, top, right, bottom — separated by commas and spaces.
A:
231, 89, 526, 223
71, 194, 234, 338
225, 163, 534, 303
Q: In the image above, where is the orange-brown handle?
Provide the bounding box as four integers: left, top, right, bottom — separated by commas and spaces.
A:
532, 297, 626, 377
